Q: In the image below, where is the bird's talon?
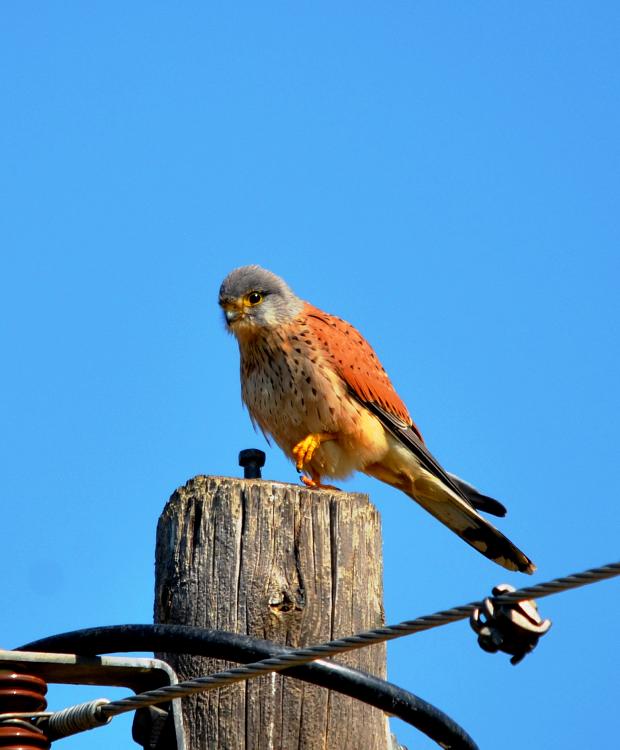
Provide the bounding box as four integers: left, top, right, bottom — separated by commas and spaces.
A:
300, 475, 341, 491
292, 433, 323, 471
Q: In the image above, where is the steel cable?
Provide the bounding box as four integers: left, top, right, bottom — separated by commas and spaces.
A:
18, 626, 479, 749
96, 560, 619, 717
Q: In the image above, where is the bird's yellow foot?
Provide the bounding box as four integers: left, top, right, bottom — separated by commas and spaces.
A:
292, 432, 335, 471
300, 474, 341, 492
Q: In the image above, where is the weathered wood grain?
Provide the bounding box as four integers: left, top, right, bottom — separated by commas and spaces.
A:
154, 475, 389, 750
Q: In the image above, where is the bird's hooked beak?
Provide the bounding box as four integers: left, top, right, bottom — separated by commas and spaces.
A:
220, 298, 245, 326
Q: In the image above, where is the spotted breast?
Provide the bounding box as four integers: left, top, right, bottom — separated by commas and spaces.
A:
237, 305, 391, 479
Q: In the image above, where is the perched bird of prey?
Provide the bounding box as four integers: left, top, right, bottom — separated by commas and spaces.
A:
219, 265, 535, 574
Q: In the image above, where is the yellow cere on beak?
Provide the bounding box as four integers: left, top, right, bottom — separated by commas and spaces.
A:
222, 299, 245, 324
222, 296, 259, 325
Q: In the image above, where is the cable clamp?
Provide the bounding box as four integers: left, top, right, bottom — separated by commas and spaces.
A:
44, 698, 111, 740
469, 583, 552, 664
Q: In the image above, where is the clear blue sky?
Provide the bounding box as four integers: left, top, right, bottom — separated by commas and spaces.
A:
2, 4, 619, 748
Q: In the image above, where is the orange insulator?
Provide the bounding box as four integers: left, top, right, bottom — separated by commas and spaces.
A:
0, 723, 50, 749
0, 674, 47, 713
0, 673, 50, 749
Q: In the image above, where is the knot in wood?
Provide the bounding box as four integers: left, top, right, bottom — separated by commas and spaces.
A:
268, 589, 304, 615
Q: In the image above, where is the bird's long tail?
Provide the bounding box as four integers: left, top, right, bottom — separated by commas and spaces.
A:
361, 402, 536, 573
364, 435, 535, 574
406, 469, 535, 574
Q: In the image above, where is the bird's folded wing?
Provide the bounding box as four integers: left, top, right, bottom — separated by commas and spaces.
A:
304, 305, 420, 433
364, 401, 507, 517
304, 305, 506, 518
364, 400, 472, 501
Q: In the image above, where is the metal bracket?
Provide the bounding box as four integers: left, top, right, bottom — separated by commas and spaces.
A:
0, 649, 186, 749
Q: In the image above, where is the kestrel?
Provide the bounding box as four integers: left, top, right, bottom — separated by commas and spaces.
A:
219, 265, 535, 574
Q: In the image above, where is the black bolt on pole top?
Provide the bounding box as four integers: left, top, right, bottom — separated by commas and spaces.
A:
239, 448, 266, 479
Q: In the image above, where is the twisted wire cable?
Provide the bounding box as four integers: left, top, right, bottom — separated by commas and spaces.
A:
18, 625, 479, 749
98, 560, 620, 718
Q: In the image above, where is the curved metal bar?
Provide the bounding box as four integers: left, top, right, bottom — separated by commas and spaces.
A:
18, 624, 478, 750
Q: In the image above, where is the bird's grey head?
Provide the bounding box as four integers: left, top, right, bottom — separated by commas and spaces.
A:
218, 265, 304, 337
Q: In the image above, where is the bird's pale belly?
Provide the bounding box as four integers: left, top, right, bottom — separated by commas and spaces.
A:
241, 349, 390, 479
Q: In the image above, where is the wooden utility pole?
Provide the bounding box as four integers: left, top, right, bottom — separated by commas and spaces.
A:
154, 474, 391, 750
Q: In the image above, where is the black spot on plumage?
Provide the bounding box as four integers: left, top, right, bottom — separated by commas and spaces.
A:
461, 526, 523, 571
282, 358, 294, 380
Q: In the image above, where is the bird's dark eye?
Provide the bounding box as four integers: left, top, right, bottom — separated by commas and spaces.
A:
246, 291, 263, 306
